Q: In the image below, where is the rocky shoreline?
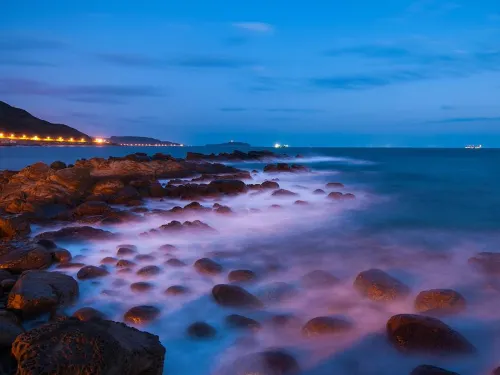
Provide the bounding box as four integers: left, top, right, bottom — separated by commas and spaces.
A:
0, 151, 496, 374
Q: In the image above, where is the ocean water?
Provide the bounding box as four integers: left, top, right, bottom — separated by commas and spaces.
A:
2, 146, 500, 374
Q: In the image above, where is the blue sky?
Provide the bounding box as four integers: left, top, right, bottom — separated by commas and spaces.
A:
1, 0, 499, 146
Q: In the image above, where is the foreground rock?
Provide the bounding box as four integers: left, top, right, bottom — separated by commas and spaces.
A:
0, 310, 24, 348
77, 265, 109, 280
124, 305, 161, 324
212, 284, 263, 308
194, 258, 223, 275
414, 289, 466, 315
354, 269, 410, 301
386, 314, 475, 355
410, 365, 460, 375
35, 226, 116, 242
187, 322, 217, 339
225, 314, 261, 331
264, 163, 308, 173
72, 307, 107, 321
12, 318, 165, 375
468, 252, 500, 275
302, 316, 353, 337
8, 270, 79, 317
145, 220, 216, 236
187, 150, 279, 162
0, 244, 52, 273
0, 215, 31, 239
230, 350, 300, 375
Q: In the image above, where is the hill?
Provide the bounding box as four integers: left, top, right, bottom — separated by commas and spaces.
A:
0, 101, 90, 140
109, 136, 181, 145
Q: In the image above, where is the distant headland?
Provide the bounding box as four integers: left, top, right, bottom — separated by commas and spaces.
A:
109, 136, 182, 146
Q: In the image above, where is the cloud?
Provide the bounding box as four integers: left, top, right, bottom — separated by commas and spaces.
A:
265, 108, 324, 114
232, 22, 274, 33
220, 107, 248, 112
430, 116, 500, 124
96, 53, 168, 68
171, 56, 254, 69
0, 58, 56, 67
440, 105, 456, 111
0, 78, 165, 103
0, 35, 68, 51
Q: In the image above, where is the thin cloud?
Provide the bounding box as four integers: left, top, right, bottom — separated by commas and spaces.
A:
232, 22, 274, 33
0, 35, 68, 51
430, 116, 500, 124
440, 105, 456, 111
220, 107, 248, 112
0, 58, 56, 67
96, 53, 168, 68
265, 108, 324, 114
171, 56, 254, 69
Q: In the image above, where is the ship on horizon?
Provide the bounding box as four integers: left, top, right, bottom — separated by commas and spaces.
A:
465, 144, 482, 149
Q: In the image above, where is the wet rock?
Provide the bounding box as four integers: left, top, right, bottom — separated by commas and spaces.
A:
228, 269, 257, 283
294, 200, 309, 205
12, 318, 165, 375
302, 316, 353, 337
35, 226, 116, 242
0, 310, 24, 348
8, 270, 79, 318
386, 314, 475, 355
165, 285, 189, 295
216, 206, 233, 214
1, 278, 16, 291
0, 244, 52, 273
354, 269, 410, 302
131, 282, 154, 293
410, 365, 460, 375
415, 289, 466, 315
137, 265, 161, 277
117, 246, 137, 256
72, 307, 107, 321
187, 322, 216, 339
208, 180, 248, 195
261, 181, 280, 189
74, 201, 112, 217
116, 259, 136, 268
212, 284, 263, 308
0, 269, 13, 282
326, 182, 344, 188
270, 204, 282, 209
158, 244, 178, 252
35, 239, 57, 250
226, 314, 261, 331
135, 254, 156, 262
231, 350, 300, 375
151, 220, 216, 234
313, 189, 326, 195
184, 201, 205, 210
101, 256, 118, 264
301, 270, 339, 288
194, 258, 223, 275
52, 248, 72, 263
468, 252, 500, 275
56, 262, 86, 269
50, 161, 67, 170
124, 305, 160, 324
91, 178, 125, 196
272, 189, 298, 197
109, 186, 141, 205
77, 265, 110, 280
264, 163, 308, 173
0, 215, 31, 239
165, 258, 186, 267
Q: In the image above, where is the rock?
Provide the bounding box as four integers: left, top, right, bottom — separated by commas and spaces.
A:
261, 181, 280, 189
302, 316, 353, 337
131, 282, 154, 293
264, 163, 308, 173
35, 226, 116, 242
52, 248, 72, 263
165, 285, 189, 295
72, 307, 106, 321
208, 180, 248, 195
184, 201, 204, 210
414, 289, 466, 315
151, 220, 216, 234
0, 244, 52, 273
165, 258, 186, 267
49, 161, 67, 170
354, 269, 410, 301
117, 247, 137, 256
74, 201, 112, 217
272, 189, 298, 197
8, 270, 79, 318
187, 322, 216, 339
301, 270, 339, 288
269, 204, 282, 209
231, 350, 300, 375
228, 269, 257, 283
159, 244, 178, 252
35, 239, 57, 250
12, 318, 165, 375
91, 178, 125, 196
137, 265, 161, 277
326, 182, 344, 188
1, 278, 16, 291
410, 365, 460, 375
56, 262, 86, 269
0, 215, 31, 239
108, 186, 141, 205
124, 305, 160, 324
101, 256, 118, 264
216, 206, 233, 214
226, 314, 261, 331
468, 252, 500, 275
135, 254, 156, 262
294, 200, 309, 205
194, 258, 223, 275
116, 259, 136, 268
77, 265, 109, 280
386, 314, 475, 355
212, 284, 263, 308
0, 310, 24, 348
313, 189, 326, 195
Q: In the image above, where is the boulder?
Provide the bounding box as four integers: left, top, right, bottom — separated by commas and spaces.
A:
230, 350, 300, 375
52, 248, 72, 263
261, 181, 280, 189
49, 161, 67, 170
386, 314, 475, 355
137, 265, 161, 277
0, 215, 31, 239
194, 258, 223, 275
313, 189, 326, 195
208, 180, 248, 195
354, 269, 410, 301
48, 167, 92, 193
7, 270, 79, 318
77, 265, 109, 280
187, 322, 216, 339
301, 270, 339, 289
212, 284, 263, 308
410, 365, 460, 375
12, 318, 165, 375
165, 258, 186, 267
0, 244, 52, 273
272, 189, 298, 197
35, 226, 116, 242
108, 186, 141, 205
225, 314, 261, 331
468, 252, 500, 275
74, 201, 112, 217
35, 239, 57, 250
124, 305, 160, 324
414, 289, 466, 315
264, 163, 308, 173
117, 247, 137, 256
228, 269, 257, 283
0, 310, 24, 348
326, 182, 344, 188
91, 179, 125, 196
302, 316, 353, 337
72, 307, 107, 321
131, 282, 154, 293
165, 285, 189, 295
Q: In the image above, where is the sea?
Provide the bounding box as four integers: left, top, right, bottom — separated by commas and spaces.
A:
1, 145, 500, 375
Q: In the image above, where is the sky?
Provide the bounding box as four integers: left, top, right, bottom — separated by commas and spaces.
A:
1, 0, 499, 147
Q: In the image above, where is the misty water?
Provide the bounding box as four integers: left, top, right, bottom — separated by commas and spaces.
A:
4, 146, 500, 374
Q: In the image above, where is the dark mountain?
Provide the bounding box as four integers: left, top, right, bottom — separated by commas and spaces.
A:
0, 101, 90, 140
109, 136, 181, 145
